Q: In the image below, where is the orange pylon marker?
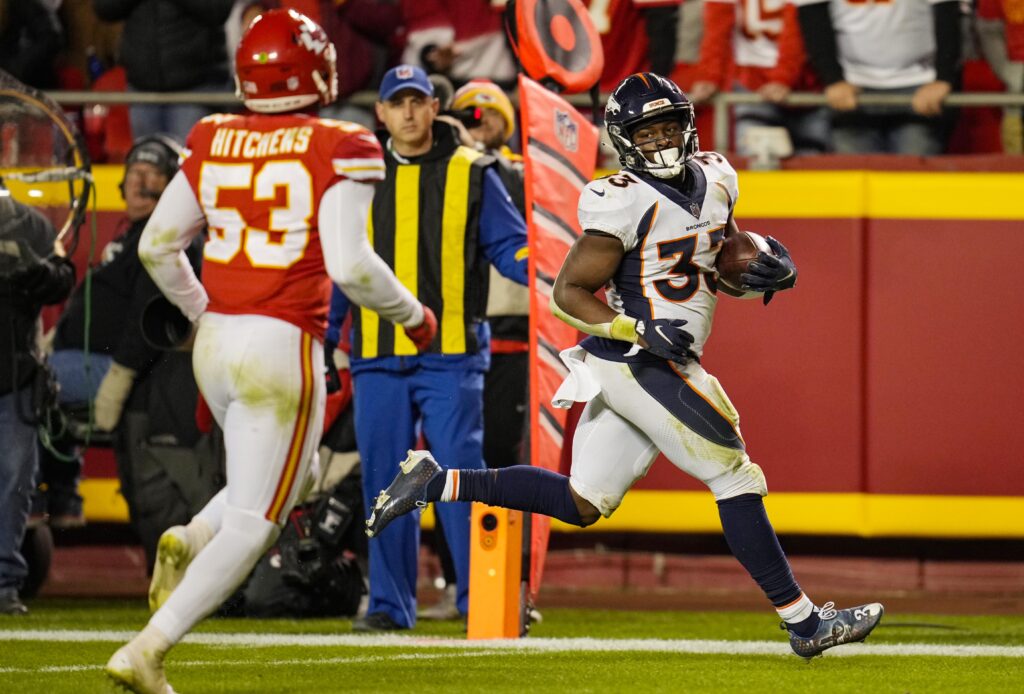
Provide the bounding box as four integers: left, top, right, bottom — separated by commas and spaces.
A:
467, 503, 523, 639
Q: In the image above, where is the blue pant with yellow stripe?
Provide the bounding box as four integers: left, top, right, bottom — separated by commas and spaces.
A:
354, 364, 485, 627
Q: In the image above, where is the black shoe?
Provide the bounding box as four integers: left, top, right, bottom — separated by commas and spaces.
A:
365, 450, 442, 539
352, 612, 408, 633
0, 593, 28, 616
784, 601, 884, 659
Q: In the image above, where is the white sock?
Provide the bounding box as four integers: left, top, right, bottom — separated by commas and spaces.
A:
439, 470, 459, 503
777, 592, 815, 624
185, 518, 214, 556
151, 508, 278, 644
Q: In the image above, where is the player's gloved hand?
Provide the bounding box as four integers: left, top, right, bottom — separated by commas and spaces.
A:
740, 236, 797, 305
93, 362, 137, 431
636, 317, 695, 364
405, 305, 438, 352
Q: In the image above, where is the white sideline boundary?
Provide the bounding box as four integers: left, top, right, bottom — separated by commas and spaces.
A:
1, 629, 1023, 659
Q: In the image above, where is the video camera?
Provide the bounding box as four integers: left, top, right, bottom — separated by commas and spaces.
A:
445, 106, 483, 130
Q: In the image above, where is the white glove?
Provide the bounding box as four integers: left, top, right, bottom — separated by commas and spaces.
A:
93, 362, 137, 431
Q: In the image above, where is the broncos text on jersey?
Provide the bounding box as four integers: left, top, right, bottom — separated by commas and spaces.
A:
577, 151, 738, 361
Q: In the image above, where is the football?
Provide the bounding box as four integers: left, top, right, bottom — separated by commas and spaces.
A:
715, 231, 771, 291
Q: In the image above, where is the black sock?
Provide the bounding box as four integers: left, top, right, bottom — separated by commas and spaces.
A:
432, 466, 584, 526
717, 493, 816, 633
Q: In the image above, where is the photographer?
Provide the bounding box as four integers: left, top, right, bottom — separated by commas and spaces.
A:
37, 136, 199, 531
0, 196, 75, 615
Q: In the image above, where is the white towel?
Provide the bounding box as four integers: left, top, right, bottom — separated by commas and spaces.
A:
551, 346, 600, 409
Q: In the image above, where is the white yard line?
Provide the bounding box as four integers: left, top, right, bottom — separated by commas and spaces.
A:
0, 651, 495, 676
1, 629, 1022, 659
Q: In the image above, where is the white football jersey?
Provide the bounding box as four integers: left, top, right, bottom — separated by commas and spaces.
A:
577, 152, 738, 360
792, 0, 954, 88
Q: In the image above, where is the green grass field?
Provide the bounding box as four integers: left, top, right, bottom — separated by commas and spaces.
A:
2, 599, 1023, 693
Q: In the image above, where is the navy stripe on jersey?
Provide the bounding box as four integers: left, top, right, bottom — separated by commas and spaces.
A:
636, 161, 707, 219
628, 360, 744, 451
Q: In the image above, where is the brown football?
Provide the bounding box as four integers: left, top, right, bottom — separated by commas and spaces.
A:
715, 231, 771, 291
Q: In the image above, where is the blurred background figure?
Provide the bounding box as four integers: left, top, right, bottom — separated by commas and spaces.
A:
401, 0, 517, 89
795, 0, 961, 155
36, 135, 198, 533
690, 0, 829, 157
94, 0, 235, 142
0, 196, 75, 615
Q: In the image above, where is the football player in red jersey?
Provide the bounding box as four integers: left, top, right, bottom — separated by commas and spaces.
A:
105, 10, 436, 693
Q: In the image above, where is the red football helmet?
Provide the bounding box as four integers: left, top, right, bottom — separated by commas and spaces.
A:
234, 8, 337, 113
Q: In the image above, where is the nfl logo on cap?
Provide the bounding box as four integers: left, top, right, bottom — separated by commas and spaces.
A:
397, 66, 414, 79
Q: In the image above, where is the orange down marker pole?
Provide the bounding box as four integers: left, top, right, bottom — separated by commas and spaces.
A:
467, 503, 523, 639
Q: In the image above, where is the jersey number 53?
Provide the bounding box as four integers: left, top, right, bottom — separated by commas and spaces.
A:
199, 160, 313, 269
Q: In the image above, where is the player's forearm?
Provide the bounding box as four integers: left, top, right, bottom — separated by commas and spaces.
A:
549, 285, 638, 343
319, 180, 424, 327
138, 173, 209, 322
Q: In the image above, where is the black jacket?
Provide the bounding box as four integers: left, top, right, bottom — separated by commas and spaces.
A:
94, 0, 234, 91
0, 202, 75, 395
54, 216, 202, 375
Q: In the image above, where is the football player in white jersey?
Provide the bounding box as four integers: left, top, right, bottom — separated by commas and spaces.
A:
365, 73, 883, 658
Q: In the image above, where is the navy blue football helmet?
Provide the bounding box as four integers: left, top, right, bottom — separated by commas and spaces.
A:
605, 72, 698, 179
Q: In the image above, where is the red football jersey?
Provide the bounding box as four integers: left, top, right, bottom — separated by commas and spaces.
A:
180, 113, 384, 339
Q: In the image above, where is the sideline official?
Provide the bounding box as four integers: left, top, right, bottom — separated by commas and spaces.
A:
346, 65, 528, 632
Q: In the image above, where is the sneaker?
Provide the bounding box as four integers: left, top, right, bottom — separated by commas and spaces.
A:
149, 526, 193, 613
784, 601, 884, 659
105, 639, 176, 694
0, 593, 28, 616
365, 450, 442, 538
352, 611, 409, 633
418, 585, 461, 621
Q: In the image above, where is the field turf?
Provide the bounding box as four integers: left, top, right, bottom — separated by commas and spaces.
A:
1, 599, 1022, 692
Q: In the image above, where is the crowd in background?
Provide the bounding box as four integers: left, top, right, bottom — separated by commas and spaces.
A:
1, 0, 1023, 160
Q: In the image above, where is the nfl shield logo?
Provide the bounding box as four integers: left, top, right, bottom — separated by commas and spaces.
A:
554, 110, 578, 153
689, 202, 701, 217
397, 65, 414, 79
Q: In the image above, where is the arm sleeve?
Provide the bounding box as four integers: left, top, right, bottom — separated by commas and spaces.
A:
479, 168, 528, 286
932, 0, 962, 84
137, 171, 210, 322
796, 0, 845, 86
318, 180, 424, 327
325, 286, 351, 351
694, 1, 736, 87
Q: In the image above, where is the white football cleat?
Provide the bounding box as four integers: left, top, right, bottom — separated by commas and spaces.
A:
105, 639, 176, 694
149, 526, 193, 613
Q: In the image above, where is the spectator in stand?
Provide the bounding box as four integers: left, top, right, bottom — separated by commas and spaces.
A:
401, 0, 517, 89
583, 0, 682, 93
0, 198, 76, 616
976, 0, 1024, 153
36, 136, 200, 529
795, 0, 961, 155
94, 0, 235, 142
689, 0, 829, 155
0, 0, 62, 89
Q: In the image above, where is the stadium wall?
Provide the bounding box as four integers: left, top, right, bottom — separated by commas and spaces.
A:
71, 166, 1024, 539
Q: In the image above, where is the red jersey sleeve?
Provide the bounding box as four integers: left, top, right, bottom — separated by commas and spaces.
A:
326, 124, 386, 187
